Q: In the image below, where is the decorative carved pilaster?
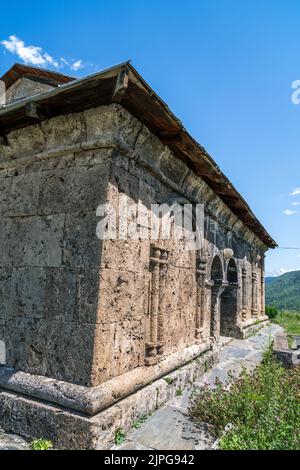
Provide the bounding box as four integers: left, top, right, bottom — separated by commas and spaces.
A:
251, 271, 259, 317
195, 255, 207, 341
261, 255, 266, 316
146, 247, 169, 365
157, 249, 169, 355
242, 267, 248, 320
210, 281, 225, 340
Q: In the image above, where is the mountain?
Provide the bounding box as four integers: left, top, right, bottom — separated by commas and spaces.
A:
266, 270, 300, 311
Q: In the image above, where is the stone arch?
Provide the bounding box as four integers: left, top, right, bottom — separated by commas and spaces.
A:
210, 255, 224, 282
226, 258, 238, 284
209, 255, 225, 339
221, 258, 239, 337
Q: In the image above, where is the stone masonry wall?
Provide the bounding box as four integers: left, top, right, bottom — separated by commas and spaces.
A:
0, 103, 267, 389
0, 113, 113, 385
5, 78, 55, 104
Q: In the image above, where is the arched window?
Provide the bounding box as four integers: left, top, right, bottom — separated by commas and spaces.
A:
227, 258, 238, 283
211, 256, 223, 282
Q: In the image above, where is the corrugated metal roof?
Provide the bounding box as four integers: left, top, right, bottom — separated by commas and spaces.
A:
0, 62, 277, 248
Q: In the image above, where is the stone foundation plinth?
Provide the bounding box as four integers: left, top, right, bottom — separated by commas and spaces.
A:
0, 346, 218, 450
237, 316, 269, 339
273, 333, 300, 368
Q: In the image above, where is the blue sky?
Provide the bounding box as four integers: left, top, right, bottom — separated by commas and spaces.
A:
1, 0, 300, 276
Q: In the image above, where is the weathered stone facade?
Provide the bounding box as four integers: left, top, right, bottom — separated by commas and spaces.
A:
0, 64, 274, 448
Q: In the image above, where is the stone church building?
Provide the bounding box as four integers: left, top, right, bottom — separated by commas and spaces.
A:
0, 62, 276, 449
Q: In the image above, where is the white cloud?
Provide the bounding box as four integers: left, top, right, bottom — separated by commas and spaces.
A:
283, 209, 297, 215
292, 202, 300, 206
290, 187, 300, 196
1, 35, 58, 67
71, 60, 83, 71
1, 35, 84, 73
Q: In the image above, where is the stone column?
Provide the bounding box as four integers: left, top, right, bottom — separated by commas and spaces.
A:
157, 249, 169, 355
251, 270, 259, 317
261, 255, 266, 316
210, 281, 224, 341
146, 247, 169, 364
242, 267, 248, 321
195, 255, 207, 341
146, 247, 161, 364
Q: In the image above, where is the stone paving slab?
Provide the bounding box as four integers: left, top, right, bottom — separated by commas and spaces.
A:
113, 406, 214, 451
113, 324, 283, 451
0, 429, 29, 451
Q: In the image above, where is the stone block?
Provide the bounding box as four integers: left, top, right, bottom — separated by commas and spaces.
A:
2, 123, 45, 160
0, 341, 5, 365
44, 267, 77, 322
41, 113, 85, 151
116, 383, 158, 431
0, 391, 122, 450
0, 175, 12, 216
96, 270, 149, 324
0, 319, 97, 385
38, 161, 110, 214
92, 319, 145, 386
1, 318, 48, 375
10, 267, 46, 319
1, 215, 64, 267
8, 172, 41, 216
0, 268, 12, 319
74, 267, 100, 324
63, 211, 102, 267
43, 321, 96, 385
135, 124, 165, 169
159, 149, 189, 187
84, 104, 142, 150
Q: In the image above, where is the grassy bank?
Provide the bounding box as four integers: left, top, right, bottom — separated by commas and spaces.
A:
272, 311, 300, 335
189, 348, 300, 450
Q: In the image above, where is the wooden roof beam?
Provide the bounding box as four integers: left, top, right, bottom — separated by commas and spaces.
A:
112, 66, 129, 104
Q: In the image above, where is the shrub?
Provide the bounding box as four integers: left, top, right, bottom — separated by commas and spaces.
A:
189, 347, 300, 450
265, 305, 280, 319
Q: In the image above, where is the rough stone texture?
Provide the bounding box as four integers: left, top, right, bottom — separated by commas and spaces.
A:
0, 341, 212, 415
0, 324, 281, 451
5, 78, 54, 104
0, 349, 218, 450
0, 102, 270, 446
0, 428, 29, 450
273, 333, 300, 368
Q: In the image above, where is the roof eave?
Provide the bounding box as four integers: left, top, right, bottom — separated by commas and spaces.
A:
0, 61, 277, 249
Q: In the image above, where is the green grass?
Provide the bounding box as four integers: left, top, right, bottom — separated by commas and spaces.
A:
163, 377, 174, 385
272, 311, 300, 335
114, 428, 126, 445
30, 439, 53, 451
189, 347, 300, 450
132, 415, 148, 429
